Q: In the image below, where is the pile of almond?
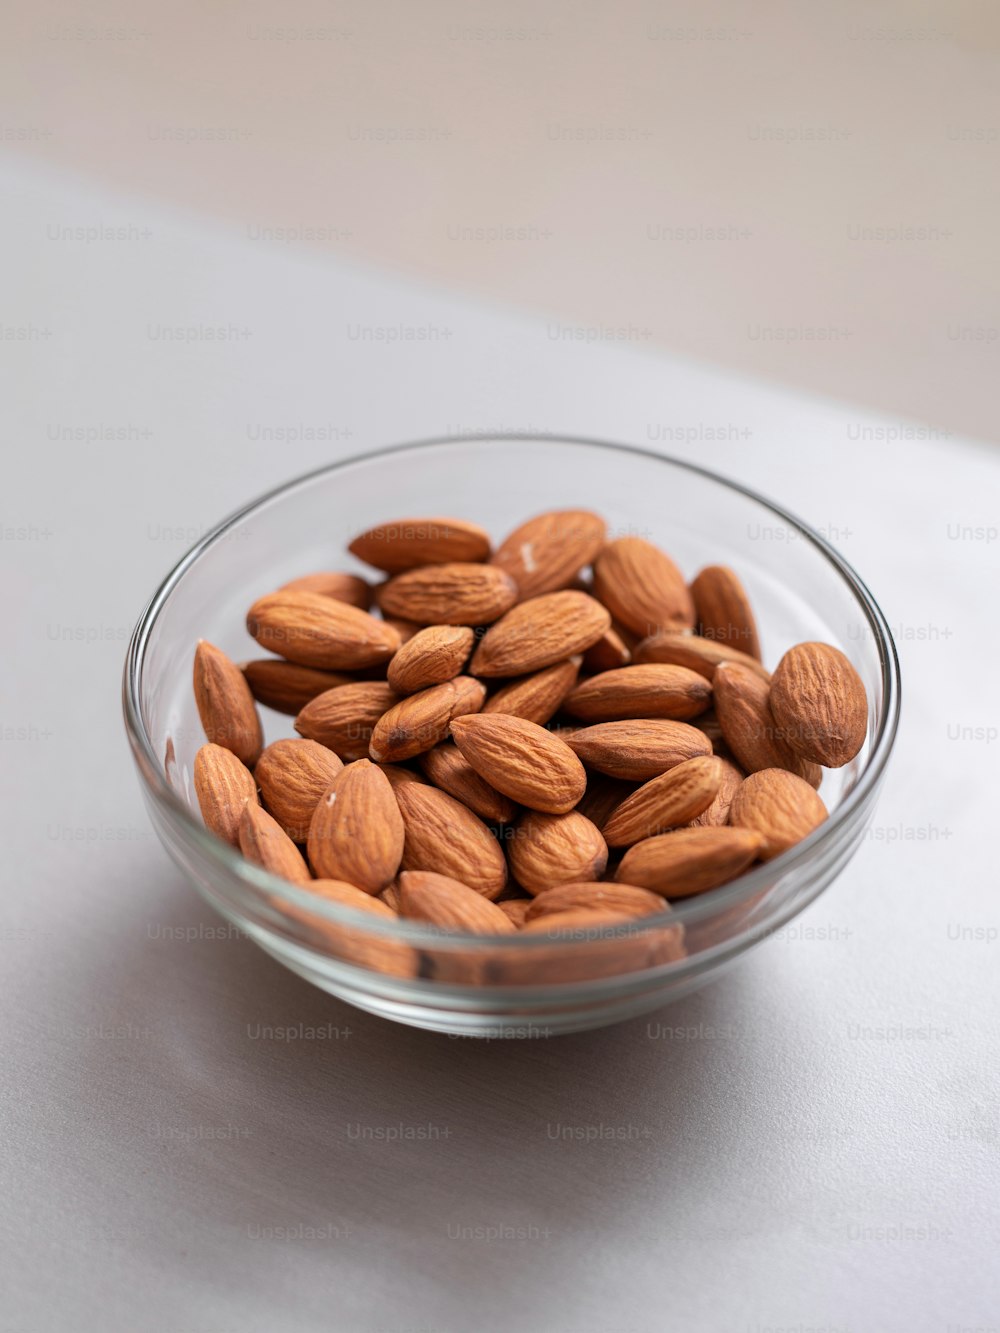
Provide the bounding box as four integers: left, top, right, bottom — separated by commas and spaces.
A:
191, 510, 867, 979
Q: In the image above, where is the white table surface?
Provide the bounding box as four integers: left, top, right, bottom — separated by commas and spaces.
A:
2, 156, 998, 1333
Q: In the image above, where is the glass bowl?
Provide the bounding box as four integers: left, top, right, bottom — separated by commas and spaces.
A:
123, 435, 900, 1036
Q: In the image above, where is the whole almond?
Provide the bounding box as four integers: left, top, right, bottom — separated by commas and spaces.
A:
349, 517, 491, 573
397, 870, 515, 934
769, 642, 868, 768
306, 759, 404, 892
193, 641, 263, 766
470, 591, 610, 677
194, 743, 258, 846
520, 908, 636, 935
602, 755, 725, 847
481, 659, 580, 724
280, 571, 372, 610
378, 563, 517, 625
690, 565, 762, 661
582, 624, 633, 672
525, 881, 666, 920
689, 757, 745, 827
369, 676, 486, 763
564, 663, 712, 723
392, 780, 508, 899
295, 681, 401, 760
592, 537, 695, 637
254, 738, 344, 841
713, 662, 822, 787
616, 826, 763, 897
238, 803, 312, 884
632, 630, 770, 682
507, 810, 608, 894
417, 745, 518, 823
497, 899, 532, 927
292, 878, 397, 919
242, 659, 355, 714
450, 713, 587, 814
275, 879, 416, 979
490, 508, 606, 599
565, 719, 712, 781
728, 768, 828, 860
386, 625, 475, 693
247, 590, 400, 669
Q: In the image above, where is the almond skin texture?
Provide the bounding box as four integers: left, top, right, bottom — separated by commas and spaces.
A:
689, 757, 745, 827
525, 881, 666, 920
582, 625, 633, 673
397, 871, 515, 934
275, 879, 416, 979
690, 565, 762, 661
481, 660, 580, 724
369, 676, 486, 763
563, 663, 712, 723
254, 738, 344, 841
247, 590, 400, 669
280, 571, 373, 610
490, 508, 607, 599
194, 743, 258, 846
295, 681, 400, 761
632, 631, 770, 682
507, 810, 609, 894
616, 826, 764, 897
497, 899, 532, 927
713, 662, 822, 787
242, 659, 355, 715
565, 720, 712, 781
349, 517, 491, 574
386, 625, 475, 694
592, 537, 696, 637
392, 780, 508, 899
470, 591, 610, 678
728, 768, 829, 860
602, 755, 725, 847
417, 745, 518, 823
450, 713, 587, 814
238, 803, 312, 885
193, 641, 263, 766
306, 760, 404, 893
769, 642, 868, 768
377, 562, 517, 626
575, 774, 639, 830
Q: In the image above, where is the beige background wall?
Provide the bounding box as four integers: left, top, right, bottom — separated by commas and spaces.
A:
4, 0, 999, 440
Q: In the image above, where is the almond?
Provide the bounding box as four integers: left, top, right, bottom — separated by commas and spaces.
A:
397, 870, 515, 933
306, 759, 404, 892
690, 565, 762, 661
275, 879, 416, 979
616, 826, 763, 897
574, 773, 638, 830
381, 616, 422, 644
497, 899, 532, 927
487, 913, 686, 985
295, 681, 400, 760
349, 517, 491, 573
728, 768, 828, 860
563, 663, 712, 722
385, 624, 475, 693
193, 743, 258, 846
377, 563, 517, 625
369, 675, 486, 763
507, 810, 608, 894
582, 624, 633, 673
713, 662, 822, 787
520, 908, 637, 935
450, 713, 587, 814
565, 719, 712, 781
280, 571, 373, 609
379, 882, 402, 912
238, 803, 312, 884
254, 738, 344, 841
490, 508, 606, 599
688, 757, 744, 827
471, 591, 610, 677
417, 744, 518, 823
525, 881, 665, 920
291, 878, 397, 919
632, 630, 770, 682
193, 641, 263, 766
481, 659, 580, 724
392, 780, 508, 898
242, 659, 355, 714
247, 590, 400, 669
769, 641, 868, 768
602, 755, 725, 846
592, 537, 695, 637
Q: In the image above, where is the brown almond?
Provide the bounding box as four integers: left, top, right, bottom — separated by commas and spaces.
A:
470, 591, 610, 677
377, 563, 517, 625
247, 590, 400, 669
520, 908, 636, 935
507, 810, 608, 894
386, 625, 475, 694
690, 565, 762, 661
481, 659, 580, 724
602, 755, 725, 847
497, 899, 532, 927
254, 738, 344, 841
689, 757, 745, 827
565, 719, 712, 781
392, 780, 508, 899
306, 759, 404, 892
349, 517, 491, 574
417, 745, 518, 823
397, 870, 514, 934
295, 681, 400, 761
633, 630, 770, 682
369, 676, 486, 763
193, 743, 258, 846
769, 642, 868, 768
617, 826, 763, 897
238, 803, 311, 884
450, 713, 587, 814
713, 662, 822, 786
242, 659, 355, 714
280, 571, 372, 610
582, 624, 633, 672
728, 768, 828, 860
592, 537, 695, 637
574, 774, 638, 830
524, 881, 666, 920
379, 882, 402, 912
490, 508, 606, 599
564, 663, 712, 723
275, 879, 416, 979
193, 641, 263, 766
